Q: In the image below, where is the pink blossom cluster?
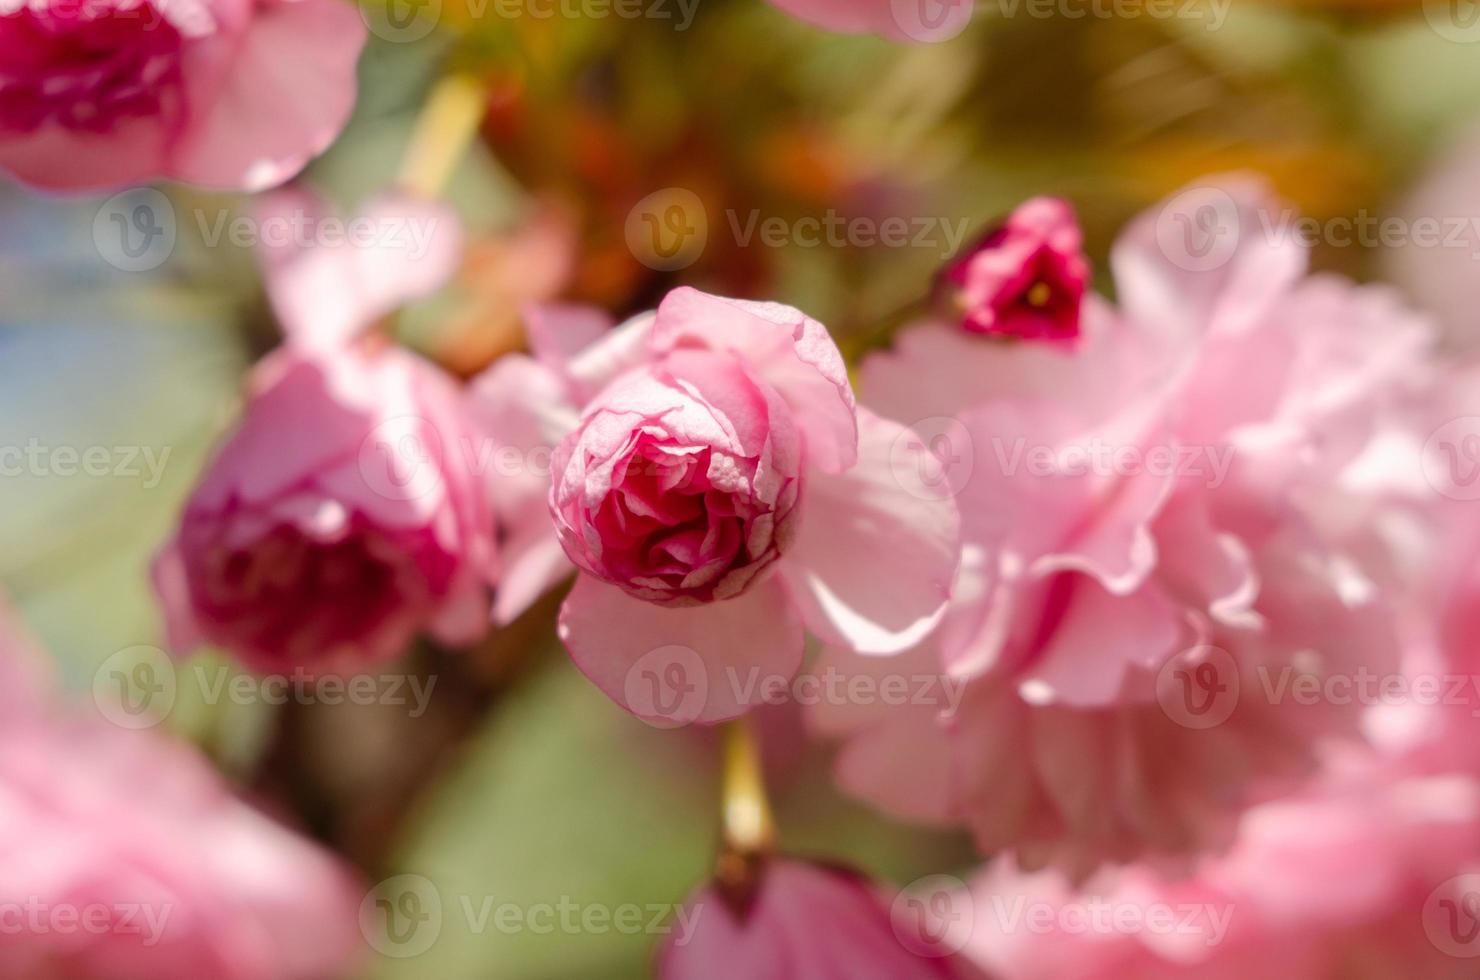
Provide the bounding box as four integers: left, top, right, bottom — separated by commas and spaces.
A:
142, 174, 1480, 979
5, 8, 1480, 976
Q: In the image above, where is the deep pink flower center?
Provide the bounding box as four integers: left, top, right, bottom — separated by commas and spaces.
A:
188, 521, 450, 665
592, 435, 779, 600
0, 0, 185, 134
982, 245, 1083, 339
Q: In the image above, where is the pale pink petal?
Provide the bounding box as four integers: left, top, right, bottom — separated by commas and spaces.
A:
1152, 492, 1262, 629
169, 0, 366, 190
524, 303, 615, 371
952, 399, 1170, 595
466, 354, 579, 624
259, 190, 463, 351
493, 533, 573, 626
817, 641, 962, 826
1110, 174, 1307, 348
779, 409, 959, 655
1015, 577, 1183, 707
560, 310, 657, 402
651, 287, 858, 473
557, 575, 804, 725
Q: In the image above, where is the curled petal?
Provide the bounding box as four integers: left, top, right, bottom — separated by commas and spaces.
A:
779, 409, 960, 655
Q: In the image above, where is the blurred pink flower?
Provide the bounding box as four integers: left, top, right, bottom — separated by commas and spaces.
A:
503, 287, 959, 724
154, 190, 496, 673
941, 197, 1090, 343
0, 0, 364, 193
815, 177, 1437, 871
0, 600, 363, 979
659, 860, 973, 979
0, 722, 365, 979
767, 0, 973, 42
961, 760, 1480, 980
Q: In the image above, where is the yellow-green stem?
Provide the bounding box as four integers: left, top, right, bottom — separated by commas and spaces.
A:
721, 717, 776, 858
398, 73, 487, 200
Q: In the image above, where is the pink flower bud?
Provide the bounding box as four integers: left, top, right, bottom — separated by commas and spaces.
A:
942, 197, 1090, 343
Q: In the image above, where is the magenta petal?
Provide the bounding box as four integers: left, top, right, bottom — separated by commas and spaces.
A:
660, 861, 963, 980
557, 574, 804, 725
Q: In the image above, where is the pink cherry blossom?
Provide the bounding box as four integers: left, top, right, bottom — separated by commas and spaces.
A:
813, 177, 1438, 870
0, 0, 365, 193
0, 722, 366, 979
961, 759, 1480, 980
154, 190, 496, 673
481, 287, 960, 725
659, 859, 973, 979
766, 0, 973, 42
941, 197, 1090, 343
0, 600, 363, 979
